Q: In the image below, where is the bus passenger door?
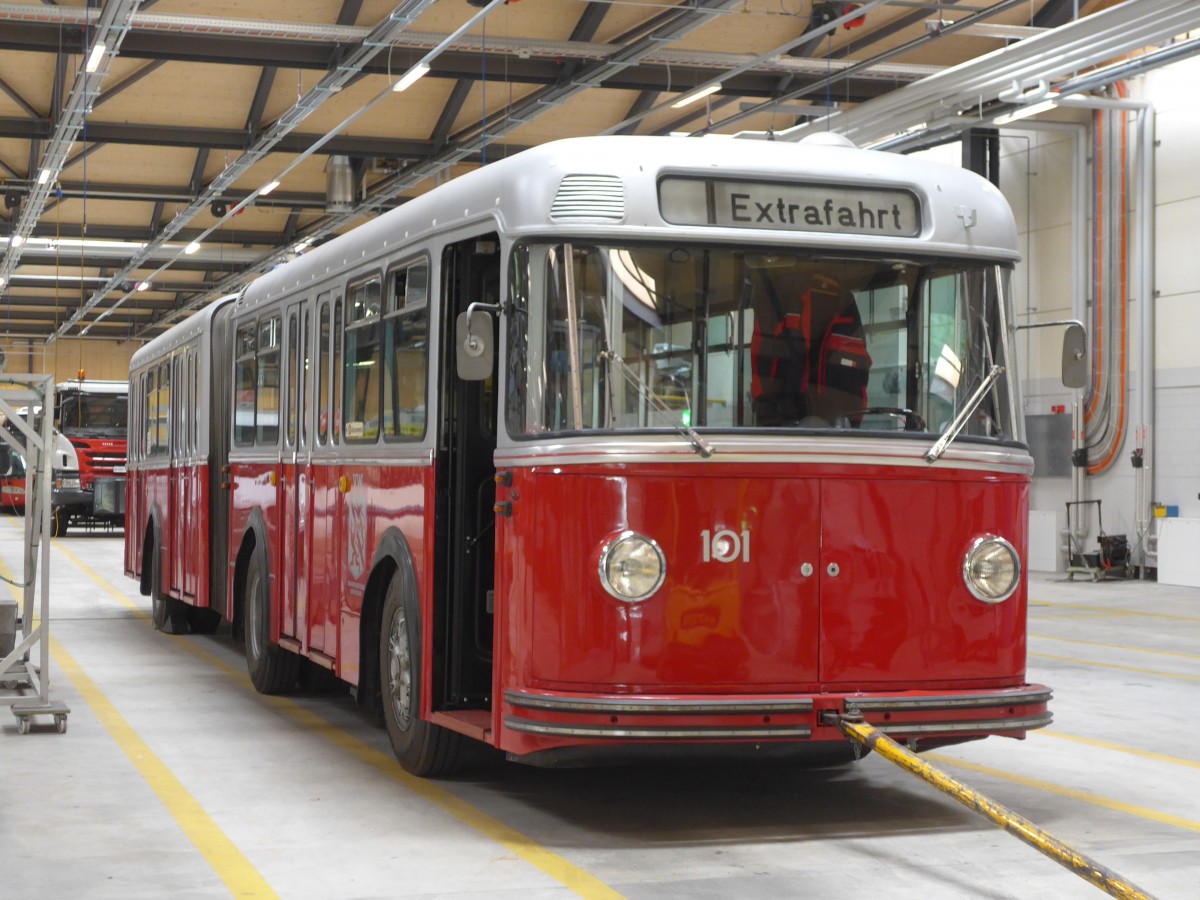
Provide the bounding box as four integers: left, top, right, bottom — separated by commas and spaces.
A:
281, 302, 311, 645
170, 353, 188, 598
435, 234, 500, 710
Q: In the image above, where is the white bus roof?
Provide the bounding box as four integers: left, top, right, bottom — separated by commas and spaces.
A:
245, 134, 1018, 308
56, 380, 128, 395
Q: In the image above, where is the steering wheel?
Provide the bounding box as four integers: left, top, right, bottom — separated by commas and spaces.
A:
860, 407, 927, 431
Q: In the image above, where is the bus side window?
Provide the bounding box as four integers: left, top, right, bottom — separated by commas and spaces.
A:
506, 244, 530, 435
333, 299, 343, 443
144, 368, 155, 458
172, 355, 183, 458
301, 308, 311, 447
155, 361, 170, 456
189, 347, 198, 455
286, 313, 299, 448
383, 261, 429, 440
317, 298, 330, 444
233, 322, 257, 446
344, 277, 382, 442
257, 316, 282, 446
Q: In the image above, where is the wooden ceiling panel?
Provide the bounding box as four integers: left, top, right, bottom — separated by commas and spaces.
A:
57, 143, 198, 186
0, 0, 1192, 342
97, 62, 263, 131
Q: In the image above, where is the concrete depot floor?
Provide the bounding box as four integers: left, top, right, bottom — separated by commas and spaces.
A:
1, 517, 1198, 900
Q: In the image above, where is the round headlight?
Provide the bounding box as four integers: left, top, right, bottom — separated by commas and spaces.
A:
962, 535, 1021, 603
599, 531, 666, 602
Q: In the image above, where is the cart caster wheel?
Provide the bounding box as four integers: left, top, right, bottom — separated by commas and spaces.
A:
55, 715, 67, 734
1092, 572, 1101, 582
17, 717, 30, 735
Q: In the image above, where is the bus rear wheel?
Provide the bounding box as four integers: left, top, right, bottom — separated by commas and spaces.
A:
150, 542, 190, 635
380, 570, 464, 777
243, 552, 298, 694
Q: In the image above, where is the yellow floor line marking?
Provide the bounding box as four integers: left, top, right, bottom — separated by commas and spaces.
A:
50, 637, 279, 899
0, 543, 277, 899
1030, 632, 1200, 661
1030, 611, 1136, 622
52, 539, 626, 900
924, 752, 1200, 835
1031, 598, 1200, 624
1031, 651, 1200, 682
1036, 730, 1200, 770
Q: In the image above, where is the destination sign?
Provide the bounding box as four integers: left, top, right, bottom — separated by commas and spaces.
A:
659, 177, 922, 238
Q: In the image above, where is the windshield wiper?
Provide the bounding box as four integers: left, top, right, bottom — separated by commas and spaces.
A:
925, 364, 1003, 463
600, 351, 714, 458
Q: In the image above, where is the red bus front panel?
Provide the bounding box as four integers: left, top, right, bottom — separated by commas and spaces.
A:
525, 469, 821, 689
819, 474, 1028, 686
495, 457, 1041, 759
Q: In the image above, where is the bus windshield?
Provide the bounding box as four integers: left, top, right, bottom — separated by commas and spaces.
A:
505, 242, 1017, 442
57, 391, 129, 437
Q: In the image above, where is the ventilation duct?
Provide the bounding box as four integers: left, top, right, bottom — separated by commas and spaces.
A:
326, 155, 356, 214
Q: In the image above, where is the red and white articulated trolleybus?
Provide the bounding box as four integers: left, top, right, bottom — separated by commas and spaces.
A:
127, 134, 1075, 776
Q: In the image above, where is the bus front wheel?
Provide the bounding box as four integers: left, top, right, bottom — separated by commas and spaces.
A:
50, 508, 69, 537
380, 570, 463, 777
243, 552, 298, 694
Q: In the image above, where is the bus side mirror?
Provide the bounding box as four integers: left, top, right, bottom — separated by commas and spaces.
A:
0, 445, 11, 478
1061, 321, 1087, 389
456, 310, 494, 381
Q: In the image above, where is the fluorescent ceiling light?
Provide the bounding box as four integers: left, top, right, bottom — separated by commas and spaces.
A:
136, 281, 151, 292
38, 169, 51, 185
926, 20, 1045, 41
393, 63, 431, 93
184, 241, 201, 255
672, 83, 722, 109
10, 234, 24, 248
259, 180, 281, 196
994, 98, 1059, 126
86, 42, 107, 73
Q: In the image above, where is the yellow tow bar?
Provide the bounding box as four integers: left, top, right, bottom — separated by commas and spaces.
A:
833, 713, 1159, 900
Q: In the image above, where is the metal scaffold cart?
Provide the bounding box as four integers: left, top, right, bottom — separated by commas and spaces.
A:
1, 374, 69, 734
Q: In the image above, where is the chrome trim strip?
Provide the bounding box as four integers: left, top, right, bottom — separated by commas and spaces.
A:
871, 713, 1053, 735
494, 435, 1033, 475
505, 691, 815, 715
227, 453, 433, 468
848, 688, 1052, 712
505, 717, 812, 739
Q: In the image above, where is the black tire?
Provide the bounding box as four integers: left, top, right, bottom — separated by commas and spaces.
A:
150, 541, 190, 634
380, 569, 464, 777
50, 508, 69, 537
188, 606, 222, 635
243, 552, 298, 694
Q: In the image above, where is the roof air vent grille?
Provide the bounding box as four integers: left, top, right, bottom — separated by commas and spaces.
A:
550, 175, 625, 221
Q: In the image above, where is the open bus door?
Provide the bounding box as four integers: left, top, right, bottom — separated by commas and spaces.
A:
435, 234, 500, 711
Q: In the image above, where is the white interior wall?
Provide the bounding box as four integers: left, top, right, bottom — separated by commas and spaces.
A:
1003, 57, 1200, 568
913, 56, 1200, 570
1143, 56, 1200, 527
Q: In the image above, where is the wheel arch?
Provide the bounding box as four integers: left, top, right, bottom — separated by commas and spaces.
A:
232, 508, 269, 639
358, 527, 417, 722
138, 503, 164, 596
